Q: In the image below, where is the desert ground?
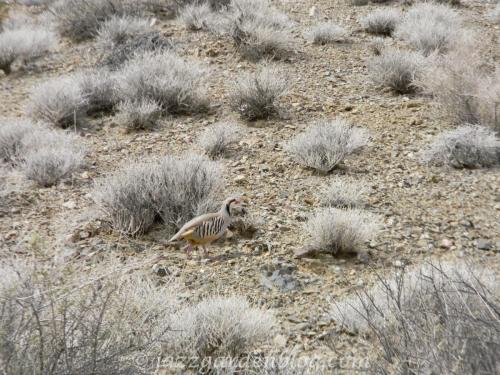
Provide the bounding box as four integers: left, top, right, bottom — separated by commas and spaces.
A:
0, 0, 499, 373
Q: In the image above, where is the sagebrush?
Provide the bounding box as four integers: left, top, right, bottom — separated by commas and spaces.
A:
331, 260, 500, 374
199, 122, 240, 158
230, 65, 287, 121
0, 26, 56, 74
93, 154, 224, 236
369, 49, 425, 94
306, 207, 380, 255
115, 51, 207, 115
421, 124, 499, 168
361, 9, 401, 36
287, 118, 369, 172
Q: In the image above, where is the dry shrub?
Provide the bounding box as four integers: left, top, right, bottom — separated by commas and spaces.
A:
102, 30, 173, 69
305, 208, 380, 255
165, 296, 275, 372
0, 118, 35, 163
96, 15, 151, 48
178, 2, 213, 30
230, 65, 287, 121
305, 22, 348, 44
319, 178, 367, 209
49, 0, 151, 41
331, 260, 500, 374
115, 51, 207, 115
360, 9, 401, 36
78, 69, 116, 114
0, 26, 56, 74
286, 118, 369, 172
28, 75, 89, 129
395, 3, 462, 55
419, 48, 500, 130
227, 0, 293, 61
199, 122, 240, 159
0, 119, 85, 186
0, 259, 178, 375
116, 99, 162, 131
93, 154, 224, 236
369, 48, 425, 94
421, 124, 499, 168
19, 129, 85, 186
490, 2, 500, 23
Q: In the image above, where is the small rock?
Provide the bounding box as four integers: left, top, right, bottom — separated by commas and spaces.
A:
308, 6, 317, 17
234, 175, 246, 184
476, 239, 493, 251
440, 238, 453, 249
273, 334, 287, 348
62, 201, 76, 209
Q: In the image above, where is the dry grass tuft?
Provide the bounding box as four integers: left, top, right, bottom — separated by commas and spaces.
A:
0, 26, 56, 74
421, 124, 499, 168
230, 65, 287, 121
361, 9, 401, 36
395, 3, 462, 55
319, 178, 367, 209
28, 75, 89, 129
115, 51, 207, 115
305, 208, 381, 255
305, 22, 348, 44
331, 260, 499, 374
287, 118, 369, 172
368, 48, 425, 94
199, 122, 241, 159
116, 99, 162, 131
165, 296, 275, 371
93, 155, 224, 236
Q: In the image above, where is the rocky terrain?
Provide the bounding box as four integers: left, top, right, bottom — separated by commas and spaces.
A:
0, 0, 499, 372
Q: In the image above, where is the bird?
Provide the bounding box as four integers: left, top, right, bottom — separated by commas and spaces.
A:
168, 196, 243, 256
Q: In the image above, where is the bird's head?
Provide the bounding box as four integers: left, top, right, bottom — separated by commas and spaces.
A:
222, 195, 246, 214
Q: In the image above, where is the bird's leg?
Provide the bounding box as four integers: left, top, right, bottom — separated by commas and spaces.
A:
202, 246, 209, 256
183, 243, 193, 258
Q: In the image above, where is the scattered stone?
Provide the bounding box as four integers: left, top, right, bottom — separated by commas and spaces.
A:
440, 238, 453, 249
261, 258, 300, 292
62, 200, 76, 209
476, 239, 493, 251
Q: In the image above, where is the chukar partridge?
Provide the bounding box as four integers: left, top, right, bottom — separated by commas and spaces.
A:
169, 196, 242, 255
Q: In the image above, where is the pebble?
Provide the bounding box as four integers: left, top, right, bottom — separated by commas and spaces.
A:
440, 238, 453, 249
476, 239, 493, 251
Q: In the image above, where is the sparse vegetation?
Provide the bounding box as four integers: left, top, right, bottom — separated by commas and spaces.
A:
420, 49, 500, 129
305, 208, 380, 255
116, 99, 162, 131
331, 260, 499, 374
230, 65, 287, 121
165, 296, 275, 371
227, 0, 293, 60
0, 118, 35, 163
50, 0, 143, 42
395, 3, 462, 55
361, 9, 401, 36
102, 30, 173, 69
78, 69, 116, 114
179, 2, 213, 31
28, 75, 88, 129
0, 120, 85, 186
421, 124, 499, 168
369, 48, 425, 94
319, 178, 367, 209
115, 51, 207, 115
0, 259, 179, 375
0, 27, 56, 74
93, 155, 223, 236
199, 122, 240, 158
305, 22, 348, 44
287, 118, 369, 172
96, 15, 151, 47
